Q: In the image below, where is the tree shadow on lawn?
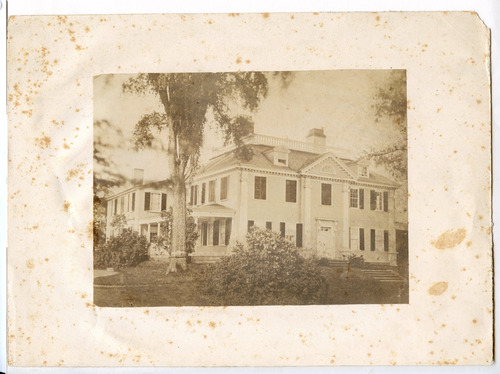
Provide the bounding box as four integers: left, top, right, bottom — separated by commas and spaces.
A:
94, 260, 408, 307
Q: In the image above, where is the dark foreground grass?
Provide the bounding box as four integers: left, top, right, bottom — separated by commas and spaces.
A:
94, 260, 408, 307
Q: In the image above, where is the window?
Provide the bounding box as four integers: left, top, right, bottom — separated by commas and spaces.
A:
213, 220, 220, 246
360, 228, 365, 251
201, 222, 208, 246
150, 224, 158, 242
370, 229, 376, 251
248, 220, 254, 232
151, 193, 161, 211
350, 227, 359, 250
359, 166, 369, 178
277, 158, 287, 165
321, 183, 332, 205
201, 183, 206, 204
190, 185, 198, 206
266, 221, 272, 230
370, 190, 387, 211
131, 192, 136, 212
225, 219, 232, 245
220, 176, 228, 200
296, 223, 303, 248
161, 193, 167, 211
384, 230, 389, 252
280, 222, 286, 237
209, 180, 216, 202
376, 230, 384, 251
254, 176, 267, 200
144, 192, 150, 211
285, 180, 297, 203
350, 189, 358, 208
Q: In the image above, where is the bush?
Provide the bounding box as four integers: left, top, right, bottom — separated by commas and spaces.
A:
94, 228, 149, 269
201, 227, 328, 305
343, 253, 366, 268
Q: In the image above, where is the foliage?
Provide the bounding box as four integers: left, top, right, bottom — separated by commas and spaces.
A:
201, 227, 328, 305
93, 198, 107, 248
150, 207, 199, 257
94, 228, 149, 269
342, 253, 367, 269
111, 214, 127, 231
367, 70, 408, 180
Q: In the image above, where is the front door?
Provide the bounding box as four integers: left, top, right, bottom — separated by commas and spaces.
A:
317, 221, 335, 258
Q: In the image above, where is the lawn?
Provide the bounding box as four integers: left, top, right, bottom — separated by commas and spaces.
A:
94, 260, 408, 307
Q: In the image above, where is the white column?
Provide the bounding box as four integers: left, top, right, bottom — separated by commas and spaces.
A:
342, 183, 350, 252
302, 177, 312, 249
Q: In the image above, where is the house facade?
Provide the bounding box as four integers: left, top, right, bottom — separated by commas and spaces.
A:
189, 128, 402, 265
104, 169, 171, 247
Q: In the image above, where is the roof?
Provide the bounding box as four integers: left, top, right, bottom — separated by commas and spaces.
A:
196, 145, 398, 187
106, 179, 171, 200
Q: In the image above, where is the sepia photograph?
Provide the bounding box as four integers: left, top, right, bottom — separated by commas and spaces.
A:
93, 70, 409, 307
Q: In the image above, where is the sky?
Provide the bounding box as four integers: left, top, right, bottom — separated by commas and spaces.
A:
93, 70, 406, 194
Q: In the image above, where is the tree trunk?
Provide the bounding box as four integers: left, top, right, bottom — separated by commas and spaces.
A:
171, 176, 187, 256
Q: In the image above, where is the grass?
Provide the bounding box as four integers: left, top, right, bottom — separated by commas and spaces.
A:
94, 260, 408, 307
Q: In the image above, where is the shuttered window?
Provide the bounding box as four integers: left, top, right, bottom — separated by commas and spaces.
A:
161, 193, 167, 211
370, 229, 376, 251
359, 189, 364, 209
384, 230, 389, 251
254, 176, 267, 200
266, 221, 272, 230
131, 192, 135, 212
202, 222, 208, 246
248, 220, 254, 232
144, 192, 150, 211
350, 227, 359, 250
383, 191, 389, 212
209, 180, 216, 202
280, 222, 286, 237
220, 176, 228, 200
201, 183, 206, 204
285, 180, 297, 203
213, 220, 220, 246
225, 219, 232, 245
359, 228, 365, 250
350, 189, 358, 208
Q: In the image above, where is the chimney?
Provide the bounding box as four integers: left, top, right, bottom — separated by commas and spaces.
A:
306, 128, 326, 146
132, 168, 144, 185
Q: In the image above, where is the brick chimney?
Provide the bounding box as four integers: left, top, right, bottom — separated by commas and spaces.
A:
132, 168, 144, 185
306, 128, 326, 146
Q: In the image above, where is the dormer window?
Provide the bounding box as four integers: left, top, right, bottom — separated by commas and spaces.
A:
359, 166, 369, 178
264, 146, 290, 167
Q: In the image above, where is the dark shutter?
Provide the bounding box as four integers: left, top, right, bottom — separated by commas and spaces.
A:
296, 223, 303, 248
370, 229, 376, 251
113, 199, 117, 214
144, 192, 150, 211
248, 220, 254, 232
359, 228, 365, 250
359, 189, 364, 209
384, 230, 389, 251
321, 183, 332, 205
280, 222, 286, 237
225, 219, 232, 245
131, 192, 135, 211
213, 220, 219, 246
370, 190, 376, 210
161, 193, 167, 211
266, 221, 272, 230
383, 191, 389, 212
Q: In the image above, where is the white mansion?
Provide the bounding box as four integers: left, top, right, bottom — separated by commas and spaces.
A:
105, 128, 406, 266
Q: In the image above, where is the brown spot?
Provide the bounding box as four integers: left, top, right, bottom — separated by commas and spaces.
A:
472, 319, 477, 324
144, 310, 149, 315
236, 57, 242, 64
63, 201, 71, 212
261, 13, 270, 19
63, 143, 70, 149
26, 259, 35, 269
245, 59, 251, 64
209, 321, 216, 329
431, 228, 466, 249
35, 136, 51, 149
228, 13, 239, 17
428, 282, 448, 296
376, 15, 380, 21
476, 99, 482, 104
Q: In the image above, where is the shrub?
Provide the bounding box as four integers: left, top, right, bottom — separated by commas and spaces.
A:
201, 227, 328, 305
343, 253, 366, 268
94, 228, 149, 269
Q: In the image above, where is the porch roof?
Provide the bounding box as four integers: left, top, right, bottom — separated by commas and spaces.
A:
191, 203, 235, 218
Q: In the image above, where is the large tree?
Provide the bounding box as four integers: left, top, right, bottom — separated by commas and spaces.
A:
368, 70, 407, 180
123, 72, 269, 257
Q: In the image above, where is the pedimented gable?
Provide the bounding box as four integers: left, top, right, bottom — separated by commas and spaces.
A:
300, 153, 355, 179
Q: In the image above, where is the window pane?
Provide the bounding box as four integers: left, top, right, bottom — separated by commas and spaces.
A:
321, 183, 332, 205
350, 189, 358, 208
286, 180, 297, 202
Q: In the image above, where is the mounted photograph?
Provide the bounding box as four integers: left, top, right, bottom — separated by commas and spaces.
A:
93, 70, 408, 306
